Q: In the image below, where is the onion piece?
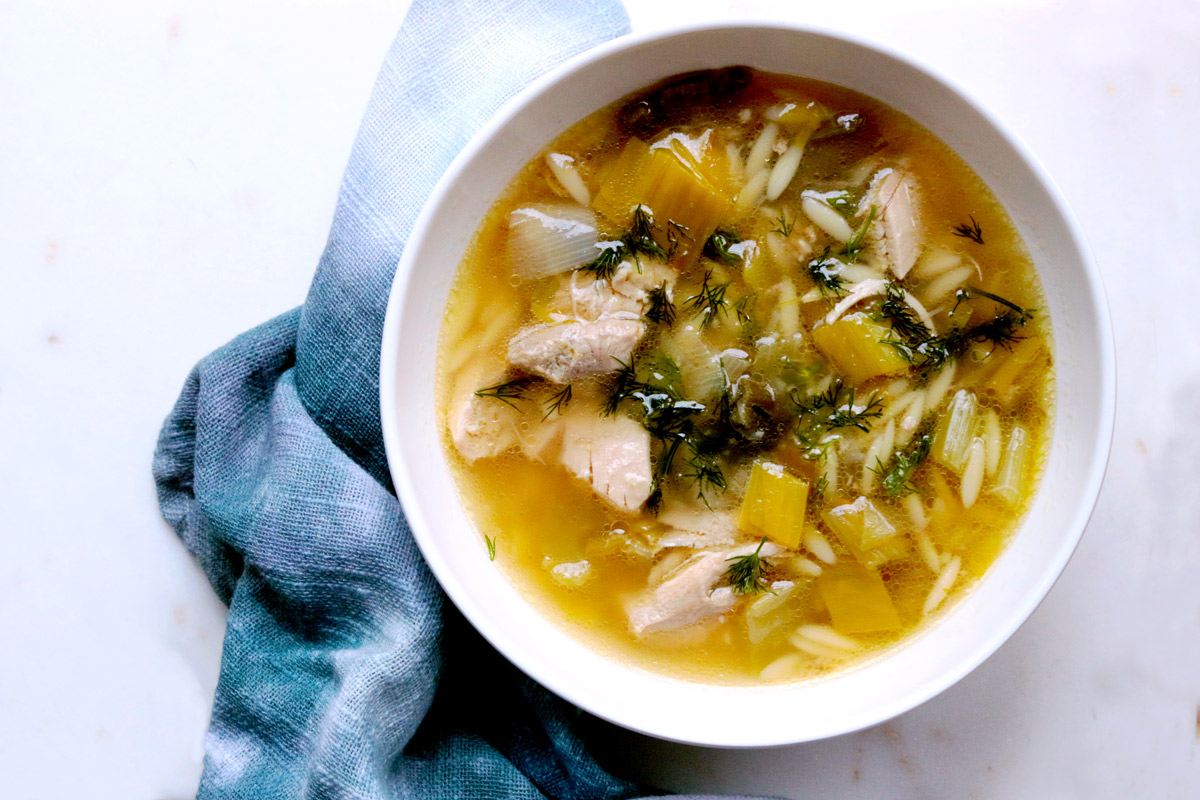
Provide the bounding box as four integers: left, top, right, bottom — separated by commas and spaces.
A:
507, 204, 598, 280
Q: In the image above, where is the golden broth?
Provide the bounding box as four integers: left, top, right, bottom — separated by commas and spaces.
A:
436, 68, 1053, 684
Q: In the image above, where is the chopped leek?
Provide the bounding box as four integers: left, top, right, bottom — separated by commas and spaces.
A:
737, 461, 809, 548
931, 389, 980, 474
811, 312, 911, 384
821, 496, 908, 567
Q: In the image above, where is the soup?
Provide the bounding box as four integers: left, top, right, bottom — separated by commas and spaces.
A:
436, 68, 1053, 684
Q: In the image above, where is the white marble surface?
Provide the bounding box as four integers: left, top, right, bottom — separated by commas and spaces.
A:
1, 1, 1197, 797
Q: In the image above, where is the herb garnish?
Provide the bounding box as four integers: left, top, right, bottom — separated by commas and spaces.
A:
485, 535, 497, 561
683, 451, 727, 506
840, 205, 876, 261
685, 270, 729, 329
704, 230, 743, 264
771, 210, 795, 237
807, 247, 848, 298
877, 281, 930, 341
542, 384, 572, 420
665, 219, 692, 258
724, 537, 772, 595
474, 377, 534, 409
645, 282, 676, 326
625, 204, 666, 270
577, 205, 667, 279
797, 380, 884, 434
870, 422, 934, 497
952, 215, 985, 244
578, 240, 626, 280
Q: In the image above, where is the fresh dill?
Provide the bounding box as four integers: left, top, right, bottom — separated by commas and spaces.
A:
733, 293, 756, 327
723, 537, 773, 595
683, 451, 727, 506
484, 535, 497, 561
771, 210, 795, 237
578, 240, 626, 280
953, 286, 1031, 323
807, 247, 848, 298
878, 281, 930, 341
624, 204, 666, 270
821, 189, 858, 213
704, 230, 743, 264
644, 282, 676, 326
841, 205, 877, 261
474, 377, 534, 410
685, 270, 729, 329
812, 474, 829, 499
602, 358, 641, 416
665, 219, 692, 258
797, 380, 884, 433
870, 422, 934, 497
952, 215, 985, 244
542, 384, 572, 420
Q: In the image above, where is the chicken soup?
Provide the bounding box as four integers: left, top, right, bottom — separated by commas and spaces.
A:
437, 68, 1053, 684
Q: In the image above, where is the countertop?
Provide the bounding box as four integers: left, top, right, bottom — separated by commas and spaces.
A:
2, 1, 1197, 797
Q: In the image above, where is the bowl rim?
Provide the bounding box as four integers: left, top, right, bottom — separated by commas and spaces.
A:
380, 20, 1116, 747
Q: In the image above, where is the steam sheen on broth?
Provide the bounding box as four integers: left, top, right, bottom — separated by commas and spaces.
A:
437, 68, 1053, 684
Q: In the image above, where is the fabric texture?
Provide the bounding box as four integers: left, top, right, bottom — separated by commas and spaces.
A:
154, 1, 782, 797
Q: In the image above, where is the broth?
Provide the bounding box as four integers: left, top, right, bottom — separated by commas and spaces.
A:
435, 68, 1053, 684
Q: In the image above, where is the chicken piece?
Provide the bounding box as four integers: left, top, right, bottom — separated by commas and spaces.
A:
861, 168, 922, 279
507, 317, 644, 384
448, 377, 521, 463
655, 504, 740, 550
559, 412, 652, 511
552, 259, 676, 322
627, 540, 781, 636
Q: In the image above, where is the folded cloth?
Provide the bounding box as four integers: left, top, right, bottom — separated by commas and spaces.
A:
154, 1, 784, 798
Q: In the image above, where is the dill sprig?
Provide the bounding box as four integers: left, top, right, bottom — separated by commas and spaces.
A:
952, 215, 985, 244
841, 205, 876, 261
807, 247, 848, 298
733, 293, 756, 327
704, 230, 743, 264
625, 204, 666, 270
771, 210, 795, 237
644, 282, 676, 326
685, 270, 729, 329
665, 219, 692, 258
723, 537, 773, 595
602, 358, 641, 416
579, 240, 626, 280
484, 535, 497, 561
821, 189, 857, 213
878, 281, 930, 341
870, 422, 934, 497
474, 377, 534, 410
683, 451, 727, 507
542, 385, 572, 421
797, 380, 884, 433
953, 286, 1032, 323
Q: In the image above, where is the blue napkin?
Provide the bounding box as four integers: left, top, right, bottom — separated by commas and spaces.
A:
153, 1, 783, 797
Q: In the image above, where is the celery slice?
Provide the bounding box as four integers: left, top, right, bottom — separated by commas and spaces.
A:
993, 425, 1030, 505
820, 496, 908, 567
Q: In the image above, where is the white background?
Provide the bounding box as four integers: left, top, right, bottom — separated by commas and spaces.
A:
2, 0, 1198, 797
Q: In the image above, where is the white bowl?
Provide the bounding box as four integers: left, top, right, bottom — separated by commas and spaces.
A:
380, 23, 1115, 747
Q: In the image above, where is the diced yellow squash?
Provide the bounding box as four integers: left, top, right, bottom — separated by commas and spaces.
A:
811, 312, 910, 384
820, 496, 908, 567
768, 100, 829, 137
737, 461, 809, 548
591, 138, 650, 224
817, 564, 901, 634
931, 389, 980, 474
